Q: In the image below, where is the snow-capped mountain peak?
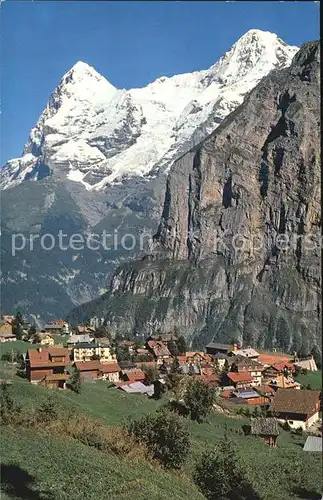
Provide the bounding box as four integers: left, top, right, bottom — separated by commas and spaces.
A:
1, 29, 299, 191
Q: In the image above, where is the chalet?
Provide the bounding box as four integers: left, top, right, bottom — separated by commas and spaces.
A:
119, 340, 136, 354
146, 340, 171, 364
99, 363, 121, 383
186, 352, 211, 365
147, 333, 178, 345
250, 418, 280, 447
269, 389, 321, 430
36, 333, 55, 346
74, 361, 120, 383
268, 374, 301, 391
230, 356, 264, 386
226, 371, 253, 389
121, 369, 145, 383
0, 321, 16, 342
205, 342, 232, 356
0, 319, 16, 342
67, 334, 94, 348
213, 352, 230, 371
26, 347, 71, 388
43, 324, 65, 335
263, 363, 295, 379
72, 342, 115, 363
231, 347, 260, 360
54, 320, 69, 333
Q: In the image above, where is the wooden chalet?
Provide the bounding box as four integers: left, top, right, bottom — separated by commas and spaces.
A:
26, 347, 71, 389
250, 418, 280, 447
269, 389, 321, 430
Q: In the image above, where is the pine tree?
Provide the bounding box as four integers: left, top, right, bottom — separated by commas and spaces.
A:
12, 310, 24, 340
70, 367, 82, 394
177, 336, 187, 355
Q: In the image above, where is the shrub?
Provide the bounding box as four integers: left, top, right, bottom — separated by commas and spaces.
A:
144, 365, 159, 385
183, 378, 216, 422
1, 349, 21, 363
294, 427, 303, 436
193, 430, 261, 499
0, 382, 22, 425
35, 395, 58, 424
125, 408, 191, 468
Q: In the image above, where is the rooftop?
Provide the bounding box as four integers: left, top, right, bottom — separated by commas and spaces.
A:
147, 340, 171, 357
269, 375, 301, 389
73, 342, 99, 349
205, 342, 232, 351
75, 361, 120, 373
44, 324, 63, 330
28, 348, 70, 367
233, 389, 260, 399
68, 334, 94, 344
122, 369, 145, 382
269, 389, 320, 416
251, 418, 280, 437
227, 372, 253, 383
233, 348, 260, 358
232, 356, 265, 371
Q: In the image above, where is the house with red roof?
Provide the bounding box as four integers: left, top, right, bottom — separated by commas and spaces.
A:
26, 347, 71, 388
146, 340, 171, 364
230, 356, 265, 387
263, 362, 295, 380
74, 361, 121, 383
225, 371, 253, 389
121, 369, 146, 383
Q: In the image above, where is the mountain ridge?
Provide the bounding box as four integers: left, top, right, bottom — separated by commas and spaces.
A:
67, 41, 321, 355
1, 29, 298, 192
1, 29, 302, 321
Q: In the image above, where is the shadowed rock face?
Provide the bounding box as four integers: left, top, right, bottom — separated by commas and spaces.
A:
68, 42, 321, 354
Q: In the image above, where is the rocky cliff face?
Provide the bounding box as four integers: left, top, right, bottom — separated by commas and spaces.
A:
68, 42, 321, 354
1, 30, 299, 320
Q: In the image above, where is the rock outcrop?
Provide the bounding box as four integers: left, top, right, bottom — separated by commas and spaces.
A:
68, 42, 321, 354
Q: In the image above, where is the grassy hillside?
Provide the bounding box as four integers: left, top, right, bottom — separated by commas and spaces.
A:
0, 340, 41, 356
294, 370, 322, 391
1, 376, 322, 499
1, 428, 203, 500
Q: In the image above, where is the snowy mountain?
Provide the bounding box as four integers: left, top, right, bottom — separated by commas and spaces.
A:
1, 29, 298, 191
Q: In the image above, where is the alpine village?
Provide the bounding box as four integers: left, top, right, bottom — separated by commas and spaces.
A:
0, 310, 322, 499
0, 4, 322, 499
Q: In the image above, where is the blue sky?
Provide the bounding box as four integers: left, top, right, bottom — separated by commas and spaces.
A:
1, 1, 319, 165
